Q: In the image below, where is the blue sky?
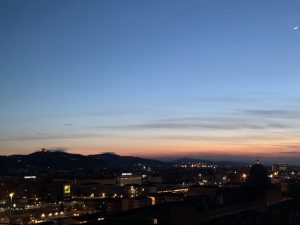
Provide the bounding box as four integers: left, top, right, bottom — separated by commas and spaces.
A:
1, 0, 300, 163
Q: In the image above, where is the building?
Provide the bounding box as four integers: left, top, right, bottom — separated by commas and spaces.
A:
272, 164, 288, 173
117, 173, 142, 186
247, 159, 271, 189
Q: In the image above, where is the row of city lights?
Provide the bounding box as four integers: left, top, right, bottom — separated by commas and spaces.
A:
41, 211, 64, 218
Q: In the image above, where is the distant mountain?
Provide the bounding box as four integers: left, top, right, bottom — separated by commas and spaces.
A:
0, 151, 248, 174
0, 150, 165, 171
90, 153, 164, 167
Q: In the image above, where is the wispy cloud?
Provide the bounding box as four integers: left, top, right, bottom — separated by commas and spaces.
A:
271, 144, 300, 155
277, 151, 300, 155
3, 111, 131, 123
92, 120, 291, 131
0, 133, 111, 142
149, 134, 290, 142
242, 109, 300, 118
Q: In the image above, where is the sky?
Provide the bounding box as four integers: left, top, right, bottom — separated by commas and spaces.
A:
1, 0, 300, 163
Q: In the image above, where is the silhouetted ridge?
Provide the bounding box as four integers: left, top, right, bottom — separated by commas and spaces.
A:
0, 151, 165, 170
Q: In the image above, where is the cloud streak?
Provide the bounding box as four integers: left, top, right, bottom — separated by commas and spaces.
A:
242, 109, 300, 118
0, 133, 111, 142
93, 120, 292, 131
277, 151, 300, 155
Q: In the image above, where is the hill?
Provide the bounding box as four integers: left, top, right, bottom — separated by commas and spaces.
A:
0, 150, 165, 171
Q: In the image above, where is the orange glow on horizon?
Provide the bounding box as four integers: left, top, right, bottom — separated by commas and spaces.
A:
67, 139, 298, 158
3, 134, 299, 159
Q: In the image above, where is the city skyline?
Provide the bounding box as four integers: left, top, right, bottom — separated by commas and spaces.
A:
1, 1, 300, 162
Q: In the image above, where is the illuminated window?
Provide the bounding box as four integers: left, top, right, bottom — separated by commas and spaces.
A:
64, 185, 71, 194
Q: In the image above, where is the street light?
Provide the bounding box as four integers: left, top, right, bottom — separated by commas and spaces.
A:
9, 193, 14, 209
9, 192, 14, 215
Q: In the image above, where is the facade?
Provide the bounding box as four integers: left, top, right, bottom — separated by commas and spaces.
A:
117, 173, 142, 186
272, 164, 288, 173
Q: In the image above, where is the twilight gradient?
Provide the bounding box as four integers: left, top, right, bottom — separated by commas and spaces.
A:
1, 0, 300, 162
